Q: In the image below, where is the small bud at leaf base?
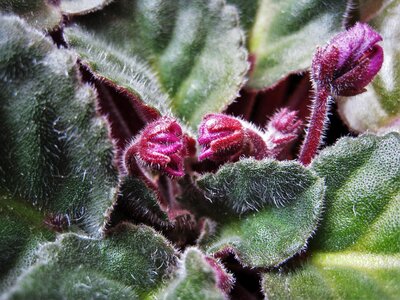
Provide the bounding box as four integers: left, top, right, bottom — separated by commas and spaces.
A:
265, 108, 302, 157
312, 22, 383, 96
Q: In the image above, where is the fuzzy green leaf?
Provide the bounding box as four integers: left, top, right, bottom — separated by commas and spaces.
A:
226, 0, 260, 32
0, 15, 118, 234
0, 189, 54, 291
263, 252, 400, 299
0, 0, 60, 29
64, 25, 171, 117
64, 0, 248, 127
197, 159, 325, 267
263, 133, 400, 299
157, 248, 227, 300
3, 223, 177, 300
60, 0, 114, 15
338, 1, 400, 133
311, 133, 400, 252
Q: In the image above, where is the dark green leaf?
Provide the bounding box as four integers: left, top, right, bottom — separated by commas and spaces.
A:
311, 133, 400, 252
3, 223, 177, 299
263, 133, 400, 299
0, 189, 54, 291
158, 248, 228, 300
197, 159, 325, 267
0, 15, 118, 234
64, 25, 171, 116
65, 0, 249, 127
0, 0, 60, 29
105, 175, 170, 231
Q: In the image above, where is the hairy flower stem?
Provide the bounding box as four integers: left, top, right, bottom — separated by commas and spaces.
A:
124, 145, 173, 217
299, 23, 383, 165
299, 86, 332, 166
157, 174, 189, 220
123, 143, 160, 193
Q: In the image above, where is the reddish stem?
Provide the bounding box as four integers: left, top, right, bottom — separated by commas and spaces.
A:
298, 86, 332, 165
123, 143, 159, 193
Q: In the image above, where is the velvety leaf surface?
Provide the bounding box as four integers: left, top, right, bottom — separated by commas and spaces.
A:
248, 0, 348, 88
0, 15, 118, 234
157, 248, 227, 300
263, 252, 400, 299
263, 133, 400, 299
226, 0, 260, 32
3, 223, 177, 300
0, 189, 54, 291
339, 1, 400, 133
60, 0, 114, 15
65, 0, 249, 127
311, 133, 400, 252
0, 0, 60, 29
197, 158, 325, 267
64, 26, 171, 118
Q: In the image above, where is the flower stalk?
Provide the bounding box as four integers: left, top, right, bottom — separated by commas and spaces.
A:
299, 22, 383, 165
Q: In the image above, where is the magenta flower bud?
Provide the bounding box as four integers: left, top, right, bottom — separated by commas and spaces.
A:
299, 23, 384, 166
312, 22, 383, 96
198, 113, 245, 162
198, 113, 268, 162
124, 117, 188, 177
265, 108, 302, 157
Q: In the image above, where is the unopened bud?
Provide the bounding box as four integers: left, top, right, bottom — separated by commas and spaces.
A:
265, 108, 302, 157
198, 114, 268, 162
312, 22, 383, 96
124, 117, 189, 177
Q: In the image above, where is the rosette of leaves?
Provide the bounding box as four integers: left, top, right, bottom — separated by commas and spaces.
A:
1, 0, 399, 299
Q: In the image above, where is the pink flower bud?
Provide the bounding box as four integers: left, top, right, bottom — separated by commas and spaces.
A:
198, 114, 245, 162
312, 22, 383, 96
265, 108, 302, 157
123, 117, 189, 177
198, 114, 267, 162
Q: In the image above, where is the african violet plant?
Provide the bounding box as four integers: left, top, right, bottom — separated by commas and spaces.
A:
0, 0, 399, 299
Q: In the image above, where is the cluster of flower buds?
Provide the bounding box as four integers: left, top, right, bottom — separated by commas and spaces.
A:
197, 111, 302, 163
123, 23, 384, 174
124, 110, 302, 177
123, 117, 195, 177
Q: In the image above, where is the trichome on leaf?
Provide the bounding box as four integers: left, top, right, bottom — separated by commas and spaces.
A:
0, 1, 399, 299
